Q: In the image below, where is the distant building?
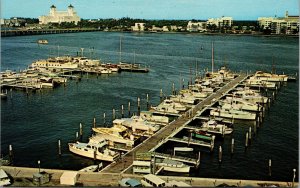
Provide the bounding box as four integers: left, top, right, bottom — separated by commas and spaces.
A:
150, 25, 163, 32
39, 4, 80, 25
258, 11, 299, 34
1, 17, 26, 27
187, 21, 206, 32
170, 25, 178, 31
257, 17, 275, 29
131, 23, 145, 31
162, 26, 169, 32
207, 16, 233, 28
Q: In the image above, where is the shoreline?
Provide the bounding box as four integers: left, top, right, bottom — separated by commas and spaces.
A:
1, 166, 298, 187
1, 28, 299, 38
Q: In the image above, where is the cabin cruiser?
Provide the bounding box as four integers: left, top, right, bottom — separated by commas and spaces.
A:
151, 99, 187, 114
246, 78, 276, 89
253, 71, 288, 82
230, 89, 269, 104
181, 87, 208, 99
140, 111, 169, 124
210, 108, 256, 120
219, 98, 264, 112
113, 116, 160, 135
92, 124, 134, 147
68, 138, 119, 162
170, 93, 198, 105
200, 120, 233, 135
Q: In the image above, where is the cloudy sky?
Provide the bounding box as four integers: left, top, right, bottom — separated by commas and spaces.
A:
2, 0, 299, 20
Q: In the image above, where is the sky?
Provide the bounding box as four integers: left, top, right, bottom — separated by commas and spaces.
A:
1, 0, 299, 20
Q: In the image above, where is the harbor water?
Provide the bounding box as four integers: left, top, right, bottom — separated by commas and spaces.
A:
1, 32, 299, 182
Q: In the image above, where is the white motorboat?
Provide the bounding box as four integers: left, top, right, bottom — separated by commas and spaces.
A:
79, 163, 103, 172
113, 116, 160, 134
155, 158, 190, 173
200, 120, 233, 135
231, 89, 269, 104
246, 78, 276, 89
170, 93, 198, 105
151, 99, 187, 114
181, 87, 208, 99
140, 111, 169, 124
210, 108, 256, 120
0, 169, 11, 186
68, 138, 119, 162
219, 98, 264, 112
37, 39, 48, 44
253, 71, 288, 82
92, 125, 134, 147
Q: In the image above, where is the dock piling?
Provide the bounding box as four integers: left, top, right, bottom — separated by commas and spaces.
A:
121, 105, 124, 118
79, 123, 83, 140
231, 138, 234, 155
128, 102, 131, 117
245, 132, 249, 148
218, 146, 222, 163
75, 131, 79, 141
249, 127, 252, 141
146, 94, 149, 110
293, 169, 296, 187
172, 82, 175, 95
112, 109, 116, 121
93, 117, 96, 128
58, 140, 61, 156
9, 145, 13, 163
269, 159, 272, 176
103, 113, 106, 126
160, 89, 163, 103
137, 97, 140, 116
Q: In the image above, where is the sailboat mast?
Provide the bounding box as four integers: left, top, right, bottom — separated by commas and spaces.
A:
119, 36, 122, 63
211, 42, 214, 74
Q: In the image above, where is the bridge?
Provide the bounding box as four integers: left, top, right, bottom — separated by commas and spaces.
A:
1, 28, 100, 37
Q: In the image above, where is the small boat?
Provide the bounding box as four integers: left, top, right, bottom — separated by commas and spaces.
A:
37, 39, 48, 44
0, 169, 11, 186
79, 163, 103, 172
132, 160, 152, 174
200, 120, 233, 135
155, 158, 190, 173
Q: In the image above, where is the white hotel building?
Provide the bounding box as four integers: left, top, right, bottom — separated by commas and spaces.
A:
207, 16, 233, 27
39, 4, 81, 25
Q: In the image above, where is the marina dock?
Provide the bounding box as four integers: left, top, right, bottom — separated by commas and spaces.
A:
101, 73, 249, 174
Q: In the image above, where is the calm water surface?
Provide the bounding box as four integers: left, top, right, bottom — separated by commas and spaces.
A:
1, 32, 299, 181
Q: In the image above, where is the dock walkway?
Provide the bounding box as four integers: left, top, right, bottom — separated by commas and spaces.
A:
101, 73, 249, 173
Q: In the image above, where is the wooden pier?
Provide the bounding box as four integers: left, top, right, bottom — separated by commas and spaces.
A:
101, 73, 249, 174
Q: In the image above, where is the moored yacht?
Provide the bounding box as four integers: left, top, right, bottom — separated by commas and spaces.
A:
68, 138, 119, 162
92, 124, 134, 147
210, 108, 256, 120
